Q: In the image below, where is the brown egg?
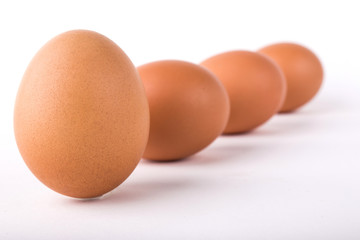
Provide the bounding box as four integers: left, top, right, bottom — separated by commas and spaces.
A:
14, 30, 149, 198
137, 60, 230, 161
200, 51, 286, 134
258, 43, 324, 112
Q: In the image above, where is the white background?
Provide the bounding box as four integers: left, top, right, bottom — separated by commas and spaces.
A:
1, 0, 360, 239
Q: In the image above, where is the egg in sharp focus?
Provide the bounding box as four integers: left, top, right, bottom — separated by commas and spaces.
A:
258, 43, 324, 112
14, 30, 150, 198
201, 50, 287, 134
137, 60, 230, 161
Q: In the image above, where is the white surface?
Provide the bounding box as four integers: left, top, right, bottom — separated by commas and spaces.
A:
1, 0, 360, 239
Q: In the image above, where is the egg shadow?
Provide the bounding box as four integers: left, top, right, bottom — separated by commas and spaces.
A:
251, 117, 315, 136
187, 135, 287, 167
178, 106, 327, 166
106, 178, 194, 204
280, 93, 349, 116
64, 176, 194, 206
253, 99, 337, 137
187, 144, 258, 165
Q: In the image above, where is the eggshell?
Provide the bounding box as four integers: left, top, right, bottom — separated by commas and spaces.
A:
200, 51, 286, 134
258, 43, 323, 112
14, 30, 150, 198
137, 60, 230, 161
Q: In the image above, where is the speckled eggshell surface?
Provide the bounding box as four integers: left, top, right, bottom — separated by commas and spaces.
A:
201, 51, 286, 134
137, 60, 230, 161
14, 30, 150, 198
258, 43, 323, 112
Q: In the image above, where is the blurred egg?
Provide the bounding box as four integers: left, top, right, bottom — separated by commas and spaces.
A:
137, 60, 230, 161
201, 51, 286, 134
14, 30, 150, 198
258, 43, 323, 112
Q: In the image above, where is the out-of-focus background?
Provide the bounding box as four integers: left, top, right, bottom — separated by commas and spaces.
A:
1, 0, 359, 239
